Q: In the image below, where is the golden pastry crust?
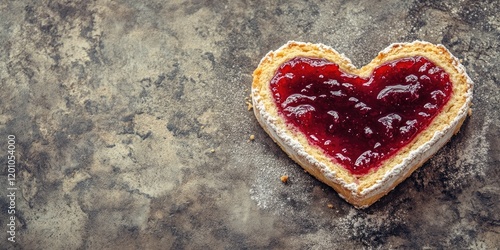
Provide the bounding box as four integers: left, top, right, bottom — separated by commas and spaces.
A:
252, 41, 473, 208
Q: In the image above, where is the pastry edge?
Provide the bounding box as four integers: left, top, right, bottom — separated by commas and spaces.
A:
252, 41, 473, 208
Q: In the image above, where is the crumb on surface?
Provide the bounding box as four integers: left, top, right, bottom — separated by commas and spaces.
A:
249, 134, 255, 141
246, 101, 253, 111
468, 108, 472, 116
327, 203, 334, 209
244, 93, 253, 110
280, 175, 289, 184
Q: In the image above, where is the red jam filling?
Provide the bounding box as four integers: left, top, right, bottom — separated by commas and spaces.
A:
271, 56, 452, 175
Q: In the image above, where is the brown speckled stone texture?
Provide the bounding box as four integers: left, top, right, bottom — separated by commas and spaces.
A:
0, 0, 498, 249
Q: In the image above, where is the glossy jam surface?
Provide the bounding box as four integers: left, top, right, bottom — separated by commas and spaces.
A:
271, 56, 452, 175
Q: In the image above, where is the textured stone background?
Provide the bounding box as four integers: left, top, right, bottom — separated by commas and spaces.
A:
0, 0, 498, 249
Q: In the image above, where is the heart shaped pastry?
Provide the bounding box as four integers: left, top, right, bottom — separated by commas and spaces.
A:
252, 41, 473, 208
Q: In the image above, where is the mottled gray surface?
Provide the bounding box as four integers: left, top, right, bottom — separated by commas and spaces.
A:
0, 0, 499, 249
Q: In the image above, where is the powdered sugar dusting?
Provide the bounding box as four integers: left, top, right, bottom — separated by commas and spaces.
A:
429, 114, 489, 190
249, 157, 290, 210
456, 118, 490, 176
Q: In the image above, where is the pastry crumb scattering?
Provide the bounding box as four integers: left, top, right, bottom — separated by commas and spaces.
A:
244, 95, 253, 111
249, 134, 255, 141
327, 203, 334, 209
247, 102, 253, 111
280, 175, 289, 184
